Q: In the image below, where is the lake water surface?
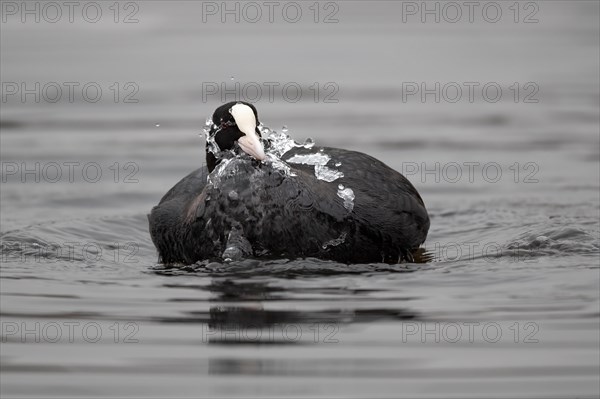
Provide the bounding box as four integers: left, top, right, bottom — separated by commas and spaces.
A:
1, 1, 599, 398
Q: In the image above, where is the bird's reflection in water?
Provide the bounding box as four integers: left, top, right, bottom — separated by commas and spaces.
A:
200, 278, 417, 346
151, 262, 425, 377
201, 278, 419, 377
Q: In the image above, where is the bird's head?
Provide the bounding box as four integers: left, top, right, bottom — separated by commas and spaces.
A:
206, 101, 266, 172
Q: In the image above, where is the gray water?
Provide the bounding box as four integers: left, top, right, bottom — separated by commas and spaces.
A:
1, 1, 599, 398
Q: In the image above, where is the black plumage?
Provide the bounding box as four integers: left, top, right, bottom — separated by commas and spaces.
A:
149, 102, 429, 265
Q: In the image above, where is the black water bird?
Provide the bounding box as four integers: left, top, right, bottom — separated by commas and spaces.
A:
149, 101, 429, 265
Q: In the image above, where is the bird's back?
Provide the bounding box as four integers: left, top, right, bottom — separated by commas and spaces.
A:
282, 146, 430, 262
149, 147, 429, 264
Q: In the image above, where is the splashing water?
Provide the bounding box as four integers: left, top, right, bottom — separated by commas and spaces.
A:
286, 153, 331, 166
204, 117, 213, 131
207, 156, 236, 188
303, 138, 315, 149
337, 185, 355, 212
265, 154, 297, 177
315, 165, 344, 182
286, 153, 344, 182
260, 125, 299, 158
203, 118, 221, 157
322, 232, 347, 249
207, 120, 343, 183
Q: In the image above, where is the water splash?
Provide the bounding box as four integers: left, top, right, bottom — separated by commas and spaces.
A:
204, 117, 213, 131
322, 232, 347, 249
206, 119, 343, 183
207, 156, 235, 188
303, 138, 315, 149
287, 153, 331, 166
204, 118, 223, 159
263, 126, 299, 158
257, 124, 271, 136
315, 165, 344, 182
337, 185, 355, 212
265, 155, 295, 177
287, 153, 344, 182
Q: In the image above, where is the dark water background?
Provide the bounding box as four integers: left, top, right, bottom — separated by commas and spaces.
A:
1, 1, 599, 397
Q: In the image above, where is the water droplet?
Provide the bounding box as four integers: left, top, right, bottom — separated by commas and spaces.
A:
155, 124, 160, 127
303, 137, 315, 148
337, 187, 355, 212
282, 125, 288, 133
230, 76, 235, 81
338, 184, 344, 190
335, 162, 342, 167
258, 124, 270, 136
203, 119, 213, 135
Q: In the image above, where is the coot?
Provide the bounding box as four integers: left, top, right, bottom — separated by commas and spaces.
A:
149, 102, 429, 264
